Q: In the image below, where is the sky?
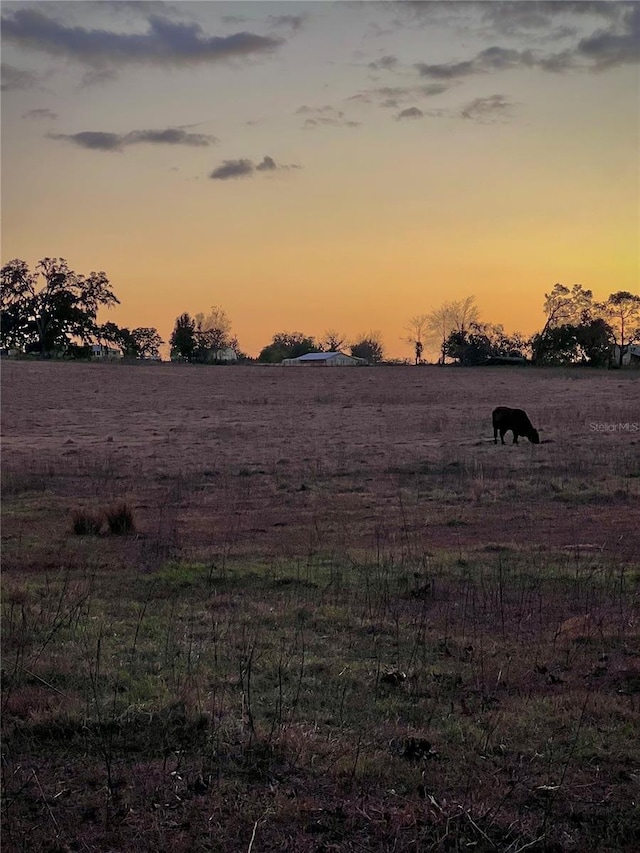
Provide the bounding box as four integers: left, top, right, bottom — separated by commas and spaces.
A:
2, 0, 639, 359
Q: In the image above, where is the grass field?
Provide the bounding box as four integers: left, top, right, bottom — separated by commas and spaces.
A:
2, 361, 639, 852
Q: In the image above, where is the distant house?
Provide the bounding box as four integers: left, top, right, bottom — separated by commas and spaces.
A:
91, 344, 122, 360
281, 351, 367, 366
612, 344, 640, 367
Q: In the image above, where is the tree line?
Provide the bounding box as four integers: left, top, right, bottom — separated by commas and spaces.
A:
1, 257, 638, 367
406, 287, 639, 368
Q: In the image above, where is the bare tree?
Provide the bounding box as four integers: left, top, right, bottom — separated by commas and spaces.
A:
426, 296, 479, 364
600, 290, 640, 366
321, 329, 348, 352
404, 314, 429, 364
194, 305, 234, 360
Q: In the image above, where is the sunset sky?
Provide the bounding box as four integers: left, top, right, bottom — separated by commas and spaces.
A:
2, 1, 638, 359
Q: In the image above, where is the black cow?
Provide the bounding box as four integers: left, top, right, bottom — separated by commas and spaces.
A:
492, 406, 540, 445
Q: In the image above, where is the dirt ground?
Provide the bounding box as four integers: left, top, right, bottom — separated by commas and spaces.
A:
2, 361, 639, 565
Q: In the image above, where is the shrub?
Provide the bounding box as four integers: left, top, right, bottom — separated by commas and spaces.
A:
105, 501, 136, 535
71, 509, 103, 536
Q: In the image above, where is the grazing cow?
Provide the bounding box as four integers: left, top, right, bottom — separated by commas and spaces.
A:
492, 406, 540, 445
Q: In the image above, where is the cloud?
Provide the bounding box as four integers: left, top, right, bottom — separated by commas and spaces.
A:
480, 1, 625, 37
209, 156, 299, 180
460, 94, 514, 123
1, 62, 41, 91
125, 128, 216, 146
416, 46, 546, 81
415, 5, 639, 80
577, 3, 640, 69
267, 15, 305, 33
396, 107, 424, 120
256, 155, 277, 171
349, 83, 449, 108
48, 126, 218, 151
48, 131, 123, 151
479, 2, 559, 37
415, 58, 477, 80
209, 159, 254, 180
80, 68, 119, 87
22, 107, 58, 120
0, 8, 284, 69
368, 54, 398, 71
296, 105, 361, 129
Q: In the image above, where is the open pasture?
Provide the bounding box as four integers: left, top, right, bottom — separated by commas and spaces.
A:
2, 362, 639, 852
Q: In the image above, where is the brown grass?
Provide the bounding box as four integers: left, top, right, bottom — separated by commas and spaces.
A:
2, 362, 639, 852
71, 507, 103, 535
104, 500, 136, 535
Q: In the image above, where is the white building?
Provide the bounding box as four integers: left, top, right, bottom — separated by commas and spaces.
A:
212, 347, 238, 363
281, 351, 367, 366
91, 344, 122, 360
612, 344, 640, 367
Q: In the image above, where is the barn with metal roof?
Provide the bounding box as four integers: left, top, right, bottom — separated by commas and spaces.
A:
281, 351, 367, 366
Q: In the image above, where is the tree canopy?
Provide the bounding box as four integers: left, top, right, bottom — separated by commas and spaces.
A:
258, 332, 317, 363
350, 331, 385, 364
1, 257, 119, 355
601, 291, 640, 365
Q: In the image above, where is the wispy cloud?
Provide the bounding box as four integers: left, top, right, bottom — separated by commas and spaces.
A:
577, 2, 640, 69
416, 46, 551, 80
1, 62, 42, 91
480, 1, 626, 38
395, 107, 424, 121
349, 83, 449, 109
80, 68, 119, 88
297, 105, 361, 129
267, 15, 305, 33
22, 107, 58, 120
416, 4, 639, 79
0, 8, 284, 69
460, 94, 515, 123
48, 127, 218, 152
209, 156, 299, 180
368, 54, 398, 71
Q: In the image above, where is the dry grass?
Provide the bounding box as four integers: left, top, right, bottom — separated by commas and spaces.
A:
104, 500, 136, 535
71, 507, 103, 536
2, 362, 639, 852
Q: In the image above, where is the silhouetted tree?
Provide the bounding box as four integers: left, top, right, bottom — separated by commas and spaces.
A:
426, 297, 479, 364
445, 324, 493, 365
195, 306, 233, 356
600, 291, 640, 366
170, 313, 197, 361
131, 327, 163, 359
258, 332, 317, 363
404, 314, 429, 364
321, 329, 348, 352
350, 331, 384, 364
531, 319, 614, 366
575, 318, 615, 366
445, 323, 530, 366
532, 283, 595, 364
1, 257, 119, 354
98, 323, 163, 359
